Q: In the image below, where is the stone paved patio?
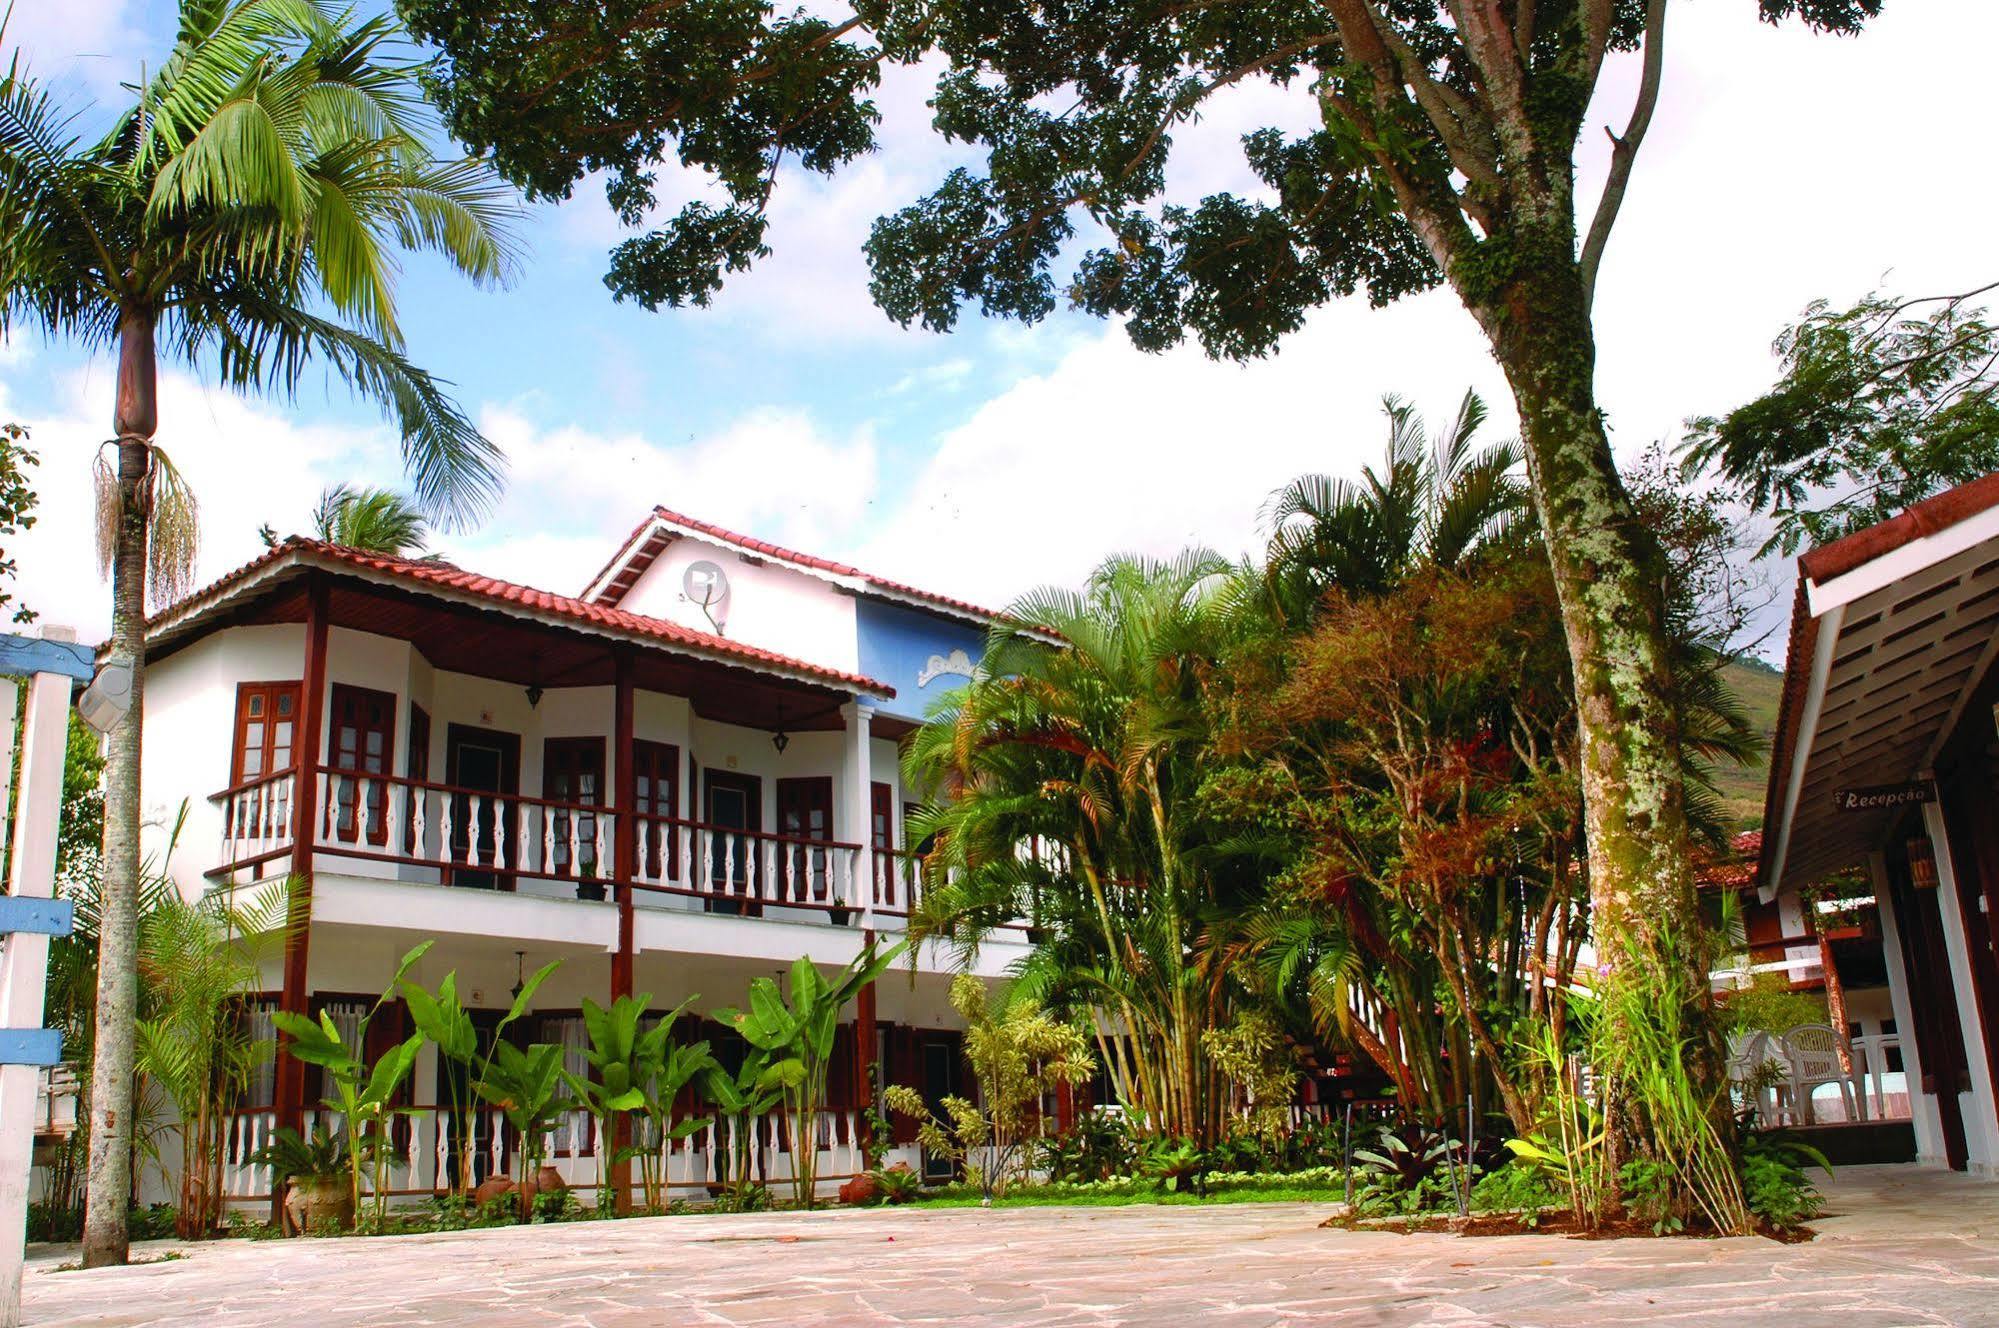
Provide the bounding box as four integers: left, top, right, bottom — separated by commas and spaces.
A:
19, 1164, 1999, 1326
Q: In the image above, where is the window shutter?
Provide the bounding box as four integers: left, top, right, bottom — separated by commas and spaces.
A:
827, 1023, 856, 1111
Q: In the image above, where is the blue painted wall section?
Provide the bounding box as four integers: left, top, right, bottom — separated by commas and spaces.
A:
855, 599, 987, 724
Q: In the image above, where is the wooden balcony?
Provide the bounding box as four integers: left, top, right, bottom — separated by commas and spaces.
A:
210, 765, 898, 922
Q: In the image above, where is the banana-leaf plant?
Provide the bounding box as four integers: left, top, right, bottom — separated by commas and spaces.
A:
559, 993, 715, 1212
270, 942, 433, 1227
699, 1049, 802, 1205
474, 1041, 574, 1221
402, 958, 559, 1201
715, 940, 906, 1206
636, 1036, 720, 1210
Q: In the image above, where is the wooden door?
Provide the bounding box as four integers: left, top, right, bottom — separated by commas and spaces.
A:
633, 740, 681, 881
542, 737, 605, 880
446, 725, 521, 890
776, 776, 833, 901
703, 770, 762, 914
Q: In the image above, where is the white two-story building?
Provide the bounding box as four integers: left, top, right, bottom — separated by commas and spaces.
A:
137, 505, 1041, 1204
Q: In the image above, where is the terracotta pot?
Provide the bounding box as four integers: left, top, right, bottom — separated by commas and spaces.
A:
283, 1177, 353, 1236
472, 1174, 515, 1207
534, 1165, 567, 1197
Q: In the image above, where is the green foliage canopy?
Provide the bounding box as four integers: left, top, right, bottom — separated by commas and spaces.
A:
1682, 284, 1999, 556
401, 0, 1878, 356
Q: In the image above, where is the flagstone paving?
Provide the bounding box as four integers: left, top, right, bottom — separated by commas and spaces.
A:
21, 1164, 1999, 1327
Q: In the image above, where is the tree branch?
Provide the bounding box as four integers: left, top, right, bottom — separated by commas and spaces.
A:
1364, 8, 1504, 203
1578, 0, 1665, 312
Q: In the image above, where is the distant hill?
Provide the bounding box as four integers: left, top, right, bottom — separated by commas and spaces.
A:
1711, 656, 1784, 829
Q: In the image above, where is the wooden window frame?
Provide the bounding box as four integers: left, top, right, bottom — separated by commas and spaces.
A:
230, 681, 303, 786
871, 780, 895, 904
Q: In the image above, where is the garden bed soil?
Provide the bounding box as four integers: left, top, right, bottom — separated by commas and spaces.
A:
1323, 1209, 1815, 1243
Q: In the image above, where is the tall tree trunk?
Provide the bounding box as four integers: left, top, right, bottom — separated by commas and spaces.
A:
82, 306, 155, 1268
1466, 244, 1735, 1217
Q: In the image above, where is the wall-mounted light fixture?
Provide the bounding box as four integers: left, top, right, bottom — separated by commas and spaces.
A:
771, 702, 790, 755
525, 684, 544, 709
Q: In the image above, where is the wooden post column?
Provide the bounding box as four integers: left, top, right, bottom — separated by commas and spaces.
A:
610, 648, 637, 1211
273, 577, 328, 1219
855, 930, 879, 1121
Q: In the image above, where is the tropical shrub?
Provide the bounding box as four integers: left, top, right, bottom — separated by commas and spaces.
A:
903, 553, 1242, 1145
560, 993, 713, 1212
1203, 1012, 1299, 1145
870, 1162, 922, 1205
133, 864, 292, 1239
1741, 1130, 1832, 1230
402, 959, 558, 1200
474, 1042, 574, 1221
699, 1049, 799, 1204
272, 942, 431, 1227
1140, 1139, 1205, 1194
248, 1124, 348, 1190
884, 973, 1092, 1201
1036, 1112, 1140, 1183
1468, 1162, 1558, 1222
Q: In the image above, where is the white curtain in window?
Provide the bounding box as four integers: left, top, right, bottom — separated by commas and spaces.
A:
246, 1002, 278, 1108
321, 1001, 367, 1128
551, 1017, 588, 1154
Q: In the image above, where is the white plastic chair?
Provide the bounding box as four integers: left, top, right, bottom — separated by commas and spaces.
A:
1728, 1031, 1785, 1123
1779, 1023, 1856, 1125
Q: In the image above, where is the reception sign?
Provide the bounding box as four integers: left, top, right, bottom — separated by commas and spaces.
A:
1832, 780, 1937, 812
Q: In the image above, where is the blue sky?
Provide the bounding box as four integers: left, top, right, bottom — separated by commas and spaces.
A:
7, 1, 1999, 654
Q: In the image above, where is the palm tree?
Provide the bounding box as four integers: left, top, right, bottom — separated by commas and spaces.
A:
0, 0, 518, 1264
1260, 390, 1528, 619
905, 551, 1239, 1142
311, 483, 430, 556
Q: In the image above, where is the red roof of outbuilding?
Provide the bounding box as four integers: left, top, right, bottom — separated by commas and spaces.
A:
149, 538, 896, 697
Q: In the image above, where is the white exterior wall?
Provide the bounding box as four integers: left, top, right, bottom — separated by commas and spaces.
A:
143, 623, 307, 900
617, 535, 862, 675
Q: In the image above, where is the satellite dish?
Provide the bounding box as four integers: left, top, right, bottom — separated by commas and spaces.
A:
683, 560, 730, 630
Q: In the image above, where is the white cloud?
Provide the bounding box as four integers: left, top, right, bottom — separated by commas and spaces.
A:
886, 359, 975, 396
450, 402, 881, 593
8, 0, 144, 102
2, 366, 404, 641
0, 371, 885, 640
852, 294, 1513, 610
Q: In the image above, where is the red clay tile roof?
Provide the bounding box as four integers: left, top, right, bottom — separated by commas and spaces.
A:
150, 538, 895, 697
1696, 829, 1763, 892
586, 505, 1007, 622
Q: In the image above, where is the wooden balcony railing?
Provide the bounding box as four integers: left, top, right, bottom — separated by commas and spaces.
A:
210, 765, 865, 915
218, 1103, 874, 1203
